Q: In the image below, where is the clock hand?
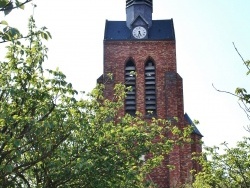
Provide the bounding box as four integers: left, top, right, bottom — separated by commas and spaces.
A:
138, 31, 141, 38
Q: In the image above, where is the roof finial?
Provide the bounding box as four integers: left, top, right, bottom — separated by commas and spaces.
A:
126, 0, 153, 28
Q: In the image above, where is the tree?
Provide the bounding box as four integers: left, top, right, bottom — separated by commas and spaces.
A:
213, 43, 250, 132
0, 0, 46, 44
0, 16, 76, 187
0, 5, 192, 188
31, 83, 191, 188
191, 46, 250, 188
192, 138, 250, 188
0, 0, 32, 15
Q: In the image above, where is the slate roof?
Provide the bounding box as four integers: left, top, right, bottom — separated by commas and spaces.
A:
104, 19, 175, 41
184, 113, 203, 137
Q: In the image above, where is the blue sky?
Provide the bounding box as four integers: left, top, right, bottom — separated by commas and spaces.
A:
1, 0, 250, 148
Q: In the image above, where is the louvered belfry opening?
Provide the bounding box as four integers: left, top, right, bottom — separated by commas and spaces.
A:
145, 61, 156, 116
125, 61, 136, 115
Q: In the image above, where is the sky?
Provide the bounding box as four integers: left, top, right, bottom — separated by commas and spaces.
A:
1, 0, 250, 148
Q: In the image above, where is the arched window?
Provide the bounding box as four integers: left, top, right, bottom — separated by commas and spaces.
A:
145, 60, 156, 116
125, 61, 136, 115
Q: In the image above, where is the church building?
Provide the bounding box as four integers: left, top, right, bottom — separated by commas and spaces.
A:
97, 0, 202, 187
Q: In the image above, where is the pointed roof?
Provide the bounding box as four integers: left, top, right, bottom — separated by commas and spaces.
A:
104, 19, 175, 41
131, 15, 149, 27
184, 113, 203, 137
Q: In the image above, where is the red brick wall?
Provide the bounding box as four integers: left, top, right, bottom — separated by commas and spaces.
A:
191, 134, 203, 173
103, 40, 176, 116
102, 40, 201, 187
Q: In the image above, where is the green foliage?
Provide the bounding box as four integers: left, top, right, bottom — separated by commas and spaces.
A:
189, 47, 250, 188
0, 1, 49, 43
192, 138, 250, 188
0, 12, 193, 188
0, 17, 76, 187
0, 0, 31, 15
0, 17, 51, 43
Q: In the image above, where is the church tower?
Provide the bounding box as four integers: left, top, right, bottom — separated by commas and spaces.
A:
98, 1, 202, 187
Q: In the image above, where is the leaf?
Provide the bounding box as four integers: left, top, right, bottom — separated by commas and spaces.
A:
3, 33, 11, 41
3, 26, 8, 32
13, 139, 20, 147
15, 0, 24, 10
4, 2, 13, 16
9, 28, 20, 36
5, 165, 13, 173
0, 0, 9, 7
43, 32, 48, 40
0, 20, 8, 25
19, 4, 24, 9
46, 31, 52, 39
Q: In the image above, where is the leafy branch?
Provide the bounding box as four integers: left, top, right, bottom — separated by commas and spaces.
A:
0, 0, 32, 15
212, 43, 250, 132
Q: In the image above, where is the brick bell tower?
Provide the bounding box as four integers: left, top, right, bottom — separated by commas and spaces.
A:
97, 0, 202, 187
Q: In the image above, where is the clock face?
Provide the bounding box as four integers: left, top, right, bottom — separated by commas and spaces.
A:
132, 26, 147, 39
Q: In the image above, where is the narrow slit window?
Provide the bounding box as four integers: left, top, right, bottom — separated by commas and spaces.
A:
145, 61, 156, 116
125, 61, 136, 115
